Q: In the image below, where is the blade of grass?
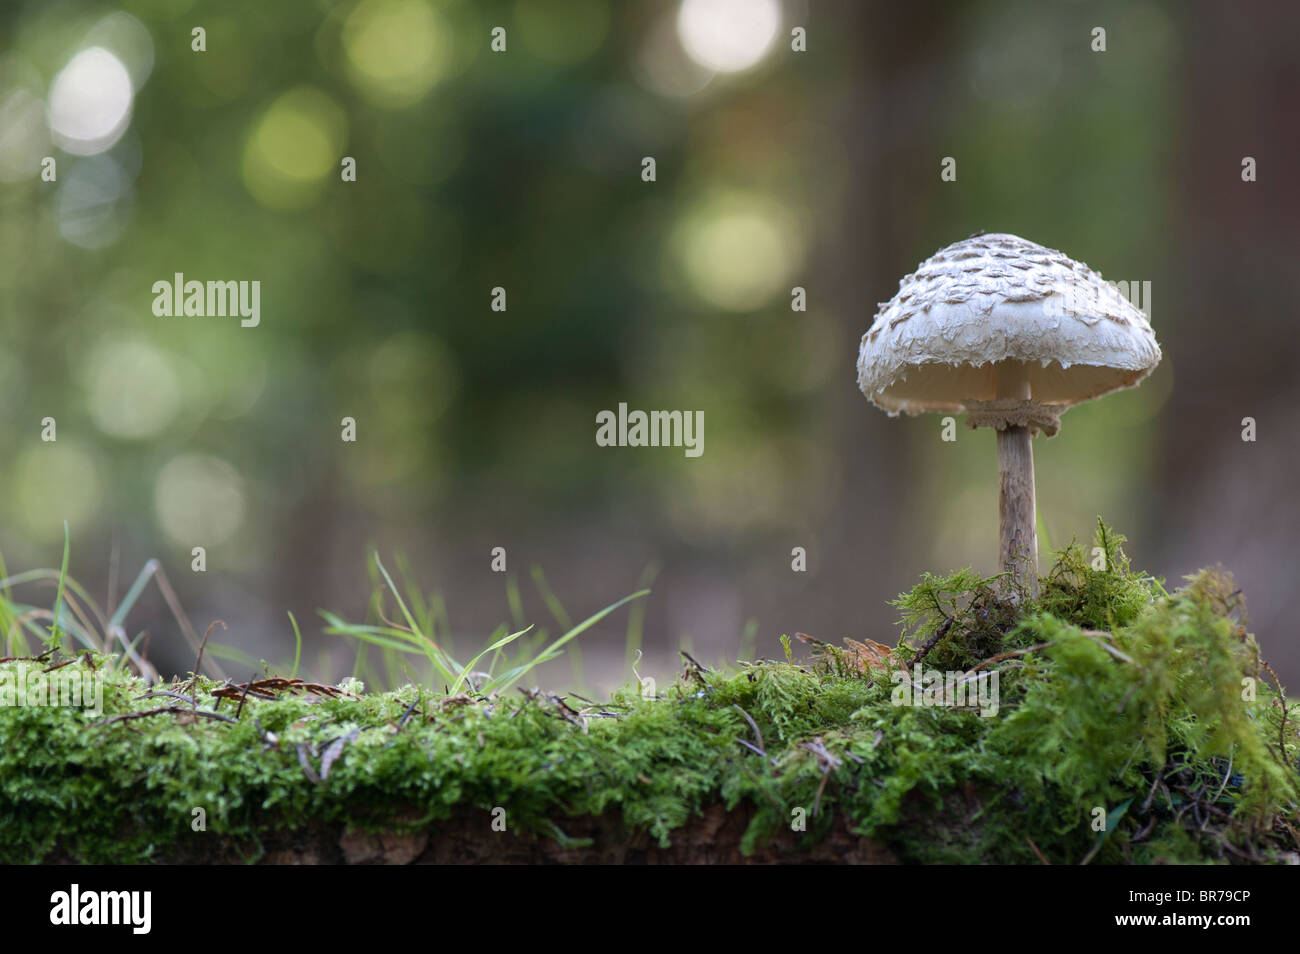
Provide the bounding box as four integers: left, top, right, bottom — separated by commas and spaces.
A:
0, 570, 105, 628
490, 589, 649, 694
430, 593, 452, 661
449, 624, 534, 695
624, 562, 660, 671
107, 558, 224, 678
483, 623, 509, 676
0, 549, 16, 656
374, 554, 460, 679
204, 642, 258, 668
382, 644, 402, 690
8, 607, 90, 652
505, 574, 525, 630
530, 566, 573, 630
530, 566, 580, 688
1037, 507, 1053, 558
739, 618, 758, 662
320, 612, 442, 656
48, 522, 71, 651
287, 611, 302, 680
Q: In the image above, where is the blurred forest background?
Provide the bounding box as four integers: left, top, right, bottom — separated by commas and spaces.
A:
1, 0, 1297, 691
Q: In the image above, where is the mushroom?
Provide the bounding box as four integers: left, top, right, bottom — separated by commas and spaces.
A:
857, 232, 1161, 597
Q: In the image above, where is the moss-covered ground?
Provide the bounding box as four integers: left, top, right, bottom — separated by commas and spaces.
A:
1, 525, 1297, 864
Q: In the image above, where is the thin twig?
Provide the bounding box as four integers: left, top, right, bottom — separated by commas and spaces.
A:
969, 642, 1055, 674
1140, 772, 1162, 815
95, 706, 238, 727
398, 692, 422, 729
739, 767, 784, 813
911, 617, 954, 666
735, 738, 767, 758
680, 650, 712, 673
1210, 751, 1234, 805
375, 586, 415, 634
1130, 816, 1157, 844
732, 704, 765, 756
813, 771, 830, 817
1085, 637, 1135, 665
148, 560, 226, 679
188, 619, 226, 692
1025, 837, 1051, 865
798, 737, 843, 817
1259, 658, 1290, 756
0, 650, 54, 665
134, 690, 198, 705
236, 676, 253, 720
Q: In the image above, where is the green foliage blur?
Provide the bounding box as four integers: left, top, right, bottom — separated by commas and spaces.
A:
1, 0, 1296, 689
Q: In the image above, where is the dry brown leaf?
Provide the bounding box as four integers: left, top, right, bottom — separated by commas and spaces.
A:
797, 632, 901, 674
842, 637, 899, 673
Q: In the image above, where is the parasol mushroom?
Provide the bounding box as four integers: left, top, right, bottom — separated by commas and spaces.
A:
857, 232, 1161, 597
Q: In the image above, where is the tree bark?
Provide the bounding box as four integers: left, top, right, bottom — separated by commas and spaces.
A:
84, 805, 898, 865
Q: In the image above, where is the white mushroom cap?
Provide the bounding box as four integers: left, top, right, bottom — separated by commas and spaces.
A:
857, 232, 1161, 435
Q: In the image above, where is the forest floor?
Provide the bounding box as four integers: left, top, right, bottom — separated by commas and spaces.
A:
2, 524, 1297, 864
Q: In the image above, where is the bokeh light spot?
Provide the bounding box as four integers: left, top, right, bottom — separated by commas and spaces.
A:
155, 454, 246, 547
242, 86, 347, 210
677, 0, 780, 74
676, 194, 802, 311
14, 442, 102, 540
56, 155, 132, 249
84, 12, 155, 90
0, 88, 49, 182
83, 337, 182, 439
47, 47, 133, 155
343, 0, 450, 109
635, 13, 714, 97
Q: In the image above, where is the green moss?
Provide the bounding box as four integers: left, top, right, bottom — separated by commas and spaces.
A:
1037, 519, 1164, 631
1, 523, 1296, 864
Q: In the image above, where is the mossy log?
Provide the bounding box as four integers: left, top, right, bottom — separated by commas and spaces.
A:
3, 528, 1297, 865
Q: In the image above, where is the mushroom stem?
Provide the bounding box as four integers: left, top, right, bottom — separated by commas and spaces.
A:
996, 425, 1038, 598
994, 361, 1038, 598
